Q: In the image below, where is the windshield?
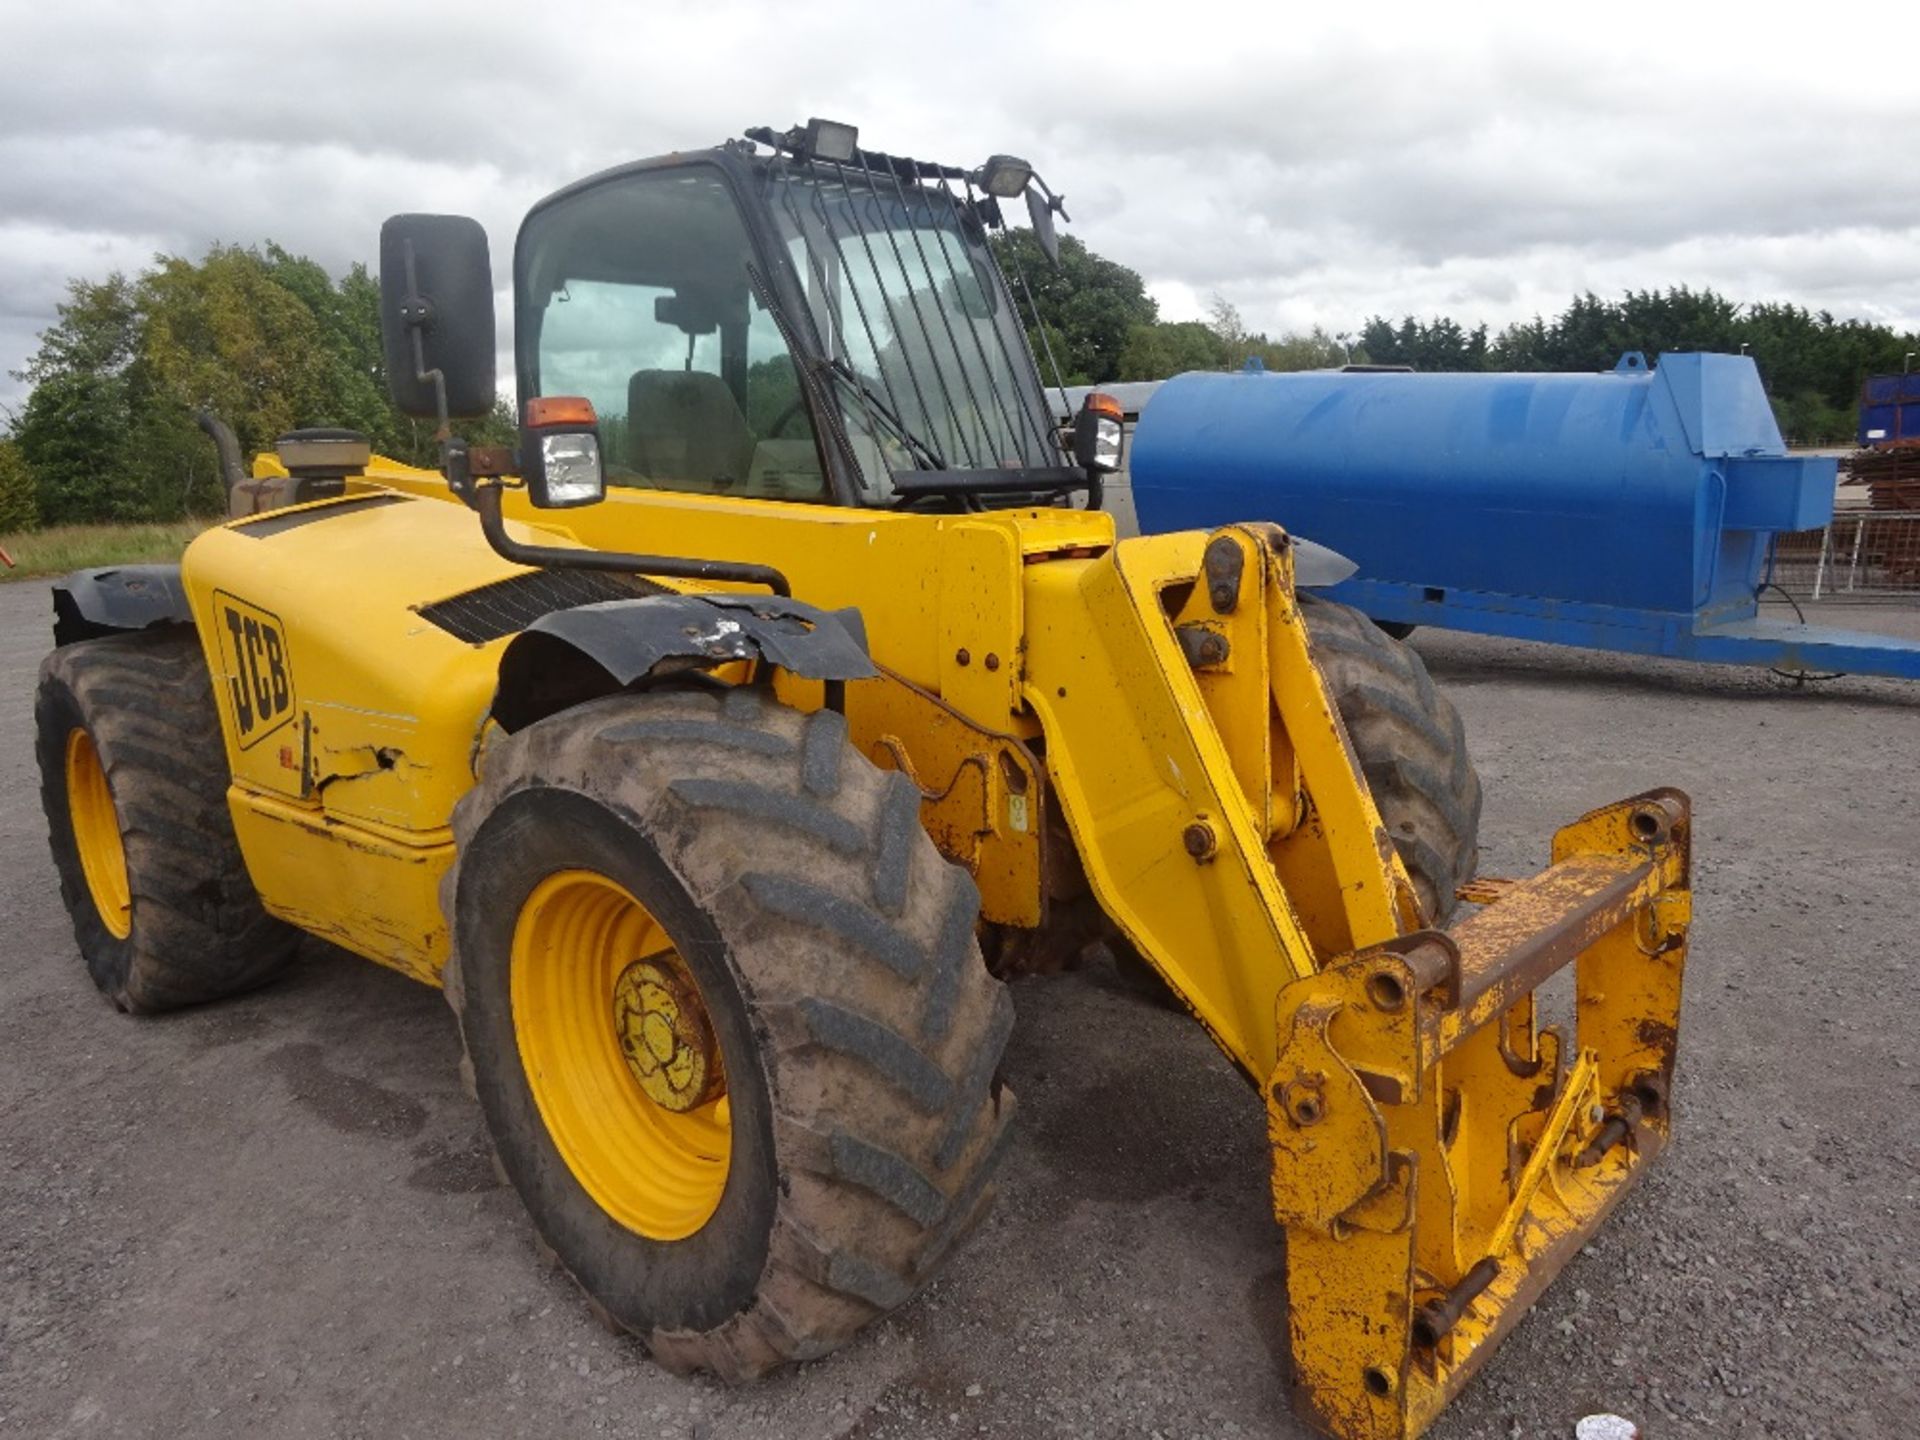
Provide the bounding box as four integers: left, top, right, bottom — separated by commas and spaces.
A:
761, 166, 1061, 496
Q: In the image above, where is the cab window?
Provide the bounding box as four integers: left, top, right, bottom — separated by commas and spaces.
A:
519, 169, 826, 503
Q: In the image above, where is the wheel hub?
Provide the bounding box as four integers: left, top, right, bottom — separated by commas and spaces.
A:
65, 727, 131, 939
613, 956, 725, 1113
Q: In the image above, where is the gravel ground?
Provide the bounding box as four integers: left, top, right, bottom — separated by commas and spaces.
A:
2, 579, 1916, 1440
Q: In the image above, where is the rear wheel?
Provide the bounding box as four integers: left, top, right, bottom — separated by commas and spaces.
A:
35, 630, 298, 1011
1299, 594, 1482, 924
443, 685, 1014, 1378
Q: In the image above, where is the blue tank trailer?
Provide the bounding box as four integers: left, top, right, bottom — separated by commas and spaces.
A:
1126, 352, 1920, 680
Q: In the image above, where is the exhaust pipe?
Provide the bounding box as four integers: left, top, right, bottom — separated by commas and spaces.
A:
195, 410, 248, 497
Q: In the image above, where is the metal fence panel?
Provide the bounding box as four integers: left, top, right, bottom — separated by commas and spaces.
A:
1770, 512, 1920, 600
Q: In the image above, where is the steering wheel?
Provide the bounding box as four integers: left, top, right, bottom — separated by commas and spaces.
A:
765, 396, 810, 438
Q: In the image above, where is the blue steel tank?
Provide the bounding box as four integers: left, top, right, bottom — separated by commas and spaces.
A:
1127, 352, 1836, 647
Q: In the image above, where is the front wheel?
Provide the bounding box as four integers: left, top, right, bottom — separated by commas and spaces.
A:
443, 686, 1014, 1378
1299, 594, 1482, 924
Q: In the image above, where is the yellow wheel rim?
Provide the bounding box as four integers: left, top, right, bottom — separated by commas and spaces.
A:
65, 728, 131, 940
510, 869, 731, 1241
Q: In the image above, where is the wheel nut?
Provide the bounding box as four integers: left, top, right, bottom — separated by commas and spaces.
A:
614, 958, 725, 1113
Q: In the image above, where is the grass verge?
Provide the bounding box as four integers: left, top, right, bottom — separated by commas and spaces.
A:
0, 519, 212, 580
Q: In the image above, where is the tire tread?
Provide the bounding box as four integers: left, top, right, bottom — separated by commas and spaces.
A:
35, 629, 296, 1011
441, 685, 1013, 1380
1300, 596, 1483, 922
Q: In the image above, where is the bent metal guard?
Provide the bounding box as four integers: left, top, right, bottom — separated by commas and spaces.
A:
1268, 789, 1691, 1439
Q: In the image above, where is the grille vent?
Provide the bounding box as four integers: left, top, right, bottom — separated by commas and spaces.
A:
419, 569, 668, 645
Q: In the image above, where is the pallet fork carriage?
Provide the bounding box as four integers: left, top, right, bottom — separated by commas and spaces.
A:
35, 120, 1693, 1439
1271, 789, 1689, 1437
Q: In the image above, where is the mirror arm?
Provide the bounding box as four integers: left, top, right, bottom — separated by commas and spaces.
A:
1028, 173, 1069, 224
471, 482, 792, 597
401, 238, 454, 444
399, 234, 476, 508
443, 434, 476, 506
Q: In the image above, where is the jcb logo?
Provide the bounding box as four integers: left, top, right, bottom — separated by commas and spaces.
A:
214, 592, 296, 748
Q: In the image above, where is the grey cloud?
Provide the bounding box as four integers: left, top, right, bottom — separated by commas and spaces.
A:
2, 3, 1917, 415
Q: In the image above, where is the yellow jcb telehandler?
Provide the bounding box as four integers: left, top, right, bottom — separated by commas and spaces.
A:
36, 120, 1691, 1439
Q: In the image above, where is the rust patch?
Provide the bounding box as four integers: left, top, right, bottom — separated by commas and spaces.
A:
1635, 1017, 1679, 1054
1456, 875, 1518, 906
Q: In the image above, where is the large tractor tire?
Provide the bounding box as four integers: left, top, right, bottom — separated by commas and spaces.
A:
442, 685, 1014, 1379
1298, 594, 1482, 924
34, 630, 299, 1012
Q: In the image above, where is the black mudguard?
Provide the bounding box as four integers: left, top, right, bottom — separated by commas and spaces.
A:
492, 592, 876, 733
51, 566, 194, 646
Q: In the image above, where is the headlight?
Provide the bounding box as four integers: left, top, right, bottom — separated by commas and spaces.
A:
538, 432, 605, 507
521, 395, 607, 509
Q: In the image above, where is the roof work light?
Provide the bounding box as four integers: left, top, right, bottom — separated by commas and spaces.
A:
976, 155, 1034, 198
801, 118, 859, 163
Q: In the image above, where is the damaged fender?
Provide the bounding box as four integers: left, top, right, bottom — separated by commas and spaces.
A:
490, 591, 877, 733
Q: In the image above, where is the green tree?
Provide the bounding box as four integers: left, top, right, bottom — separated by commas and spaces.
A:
1205, 298, 1351, 373
1360, 285, 1919, 441
11, 276, 145, 523
139, 245, 339, 456
14, 366, 147, 524
9, 240, 516, 525
1117, 320, 1227, 380
1769, 389, 1854, 445
992, 231, 1158, 385
1358, 314, 1490, 371
1245, 329, 1351, 373
0, 440, 38, 533
1486, 315, 1553, 370
261, 248, 395, 438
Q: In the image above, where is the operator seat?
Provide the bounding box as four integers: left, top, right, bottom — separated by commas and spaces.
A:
626, 370, 755, 490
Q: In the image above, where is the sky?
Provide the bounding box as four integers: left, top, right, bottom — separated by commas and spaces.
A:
3, 0, 1918, 415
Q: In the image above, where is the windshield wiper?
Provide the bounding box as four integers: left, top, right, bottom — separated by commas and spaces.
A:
819, 358, 947, 472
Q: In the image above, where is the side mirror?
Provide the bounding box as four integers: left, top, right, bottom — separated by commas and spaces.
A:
380, 214, 497, 421
521, 396, 606, 508
1026, 188, 1062, 266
